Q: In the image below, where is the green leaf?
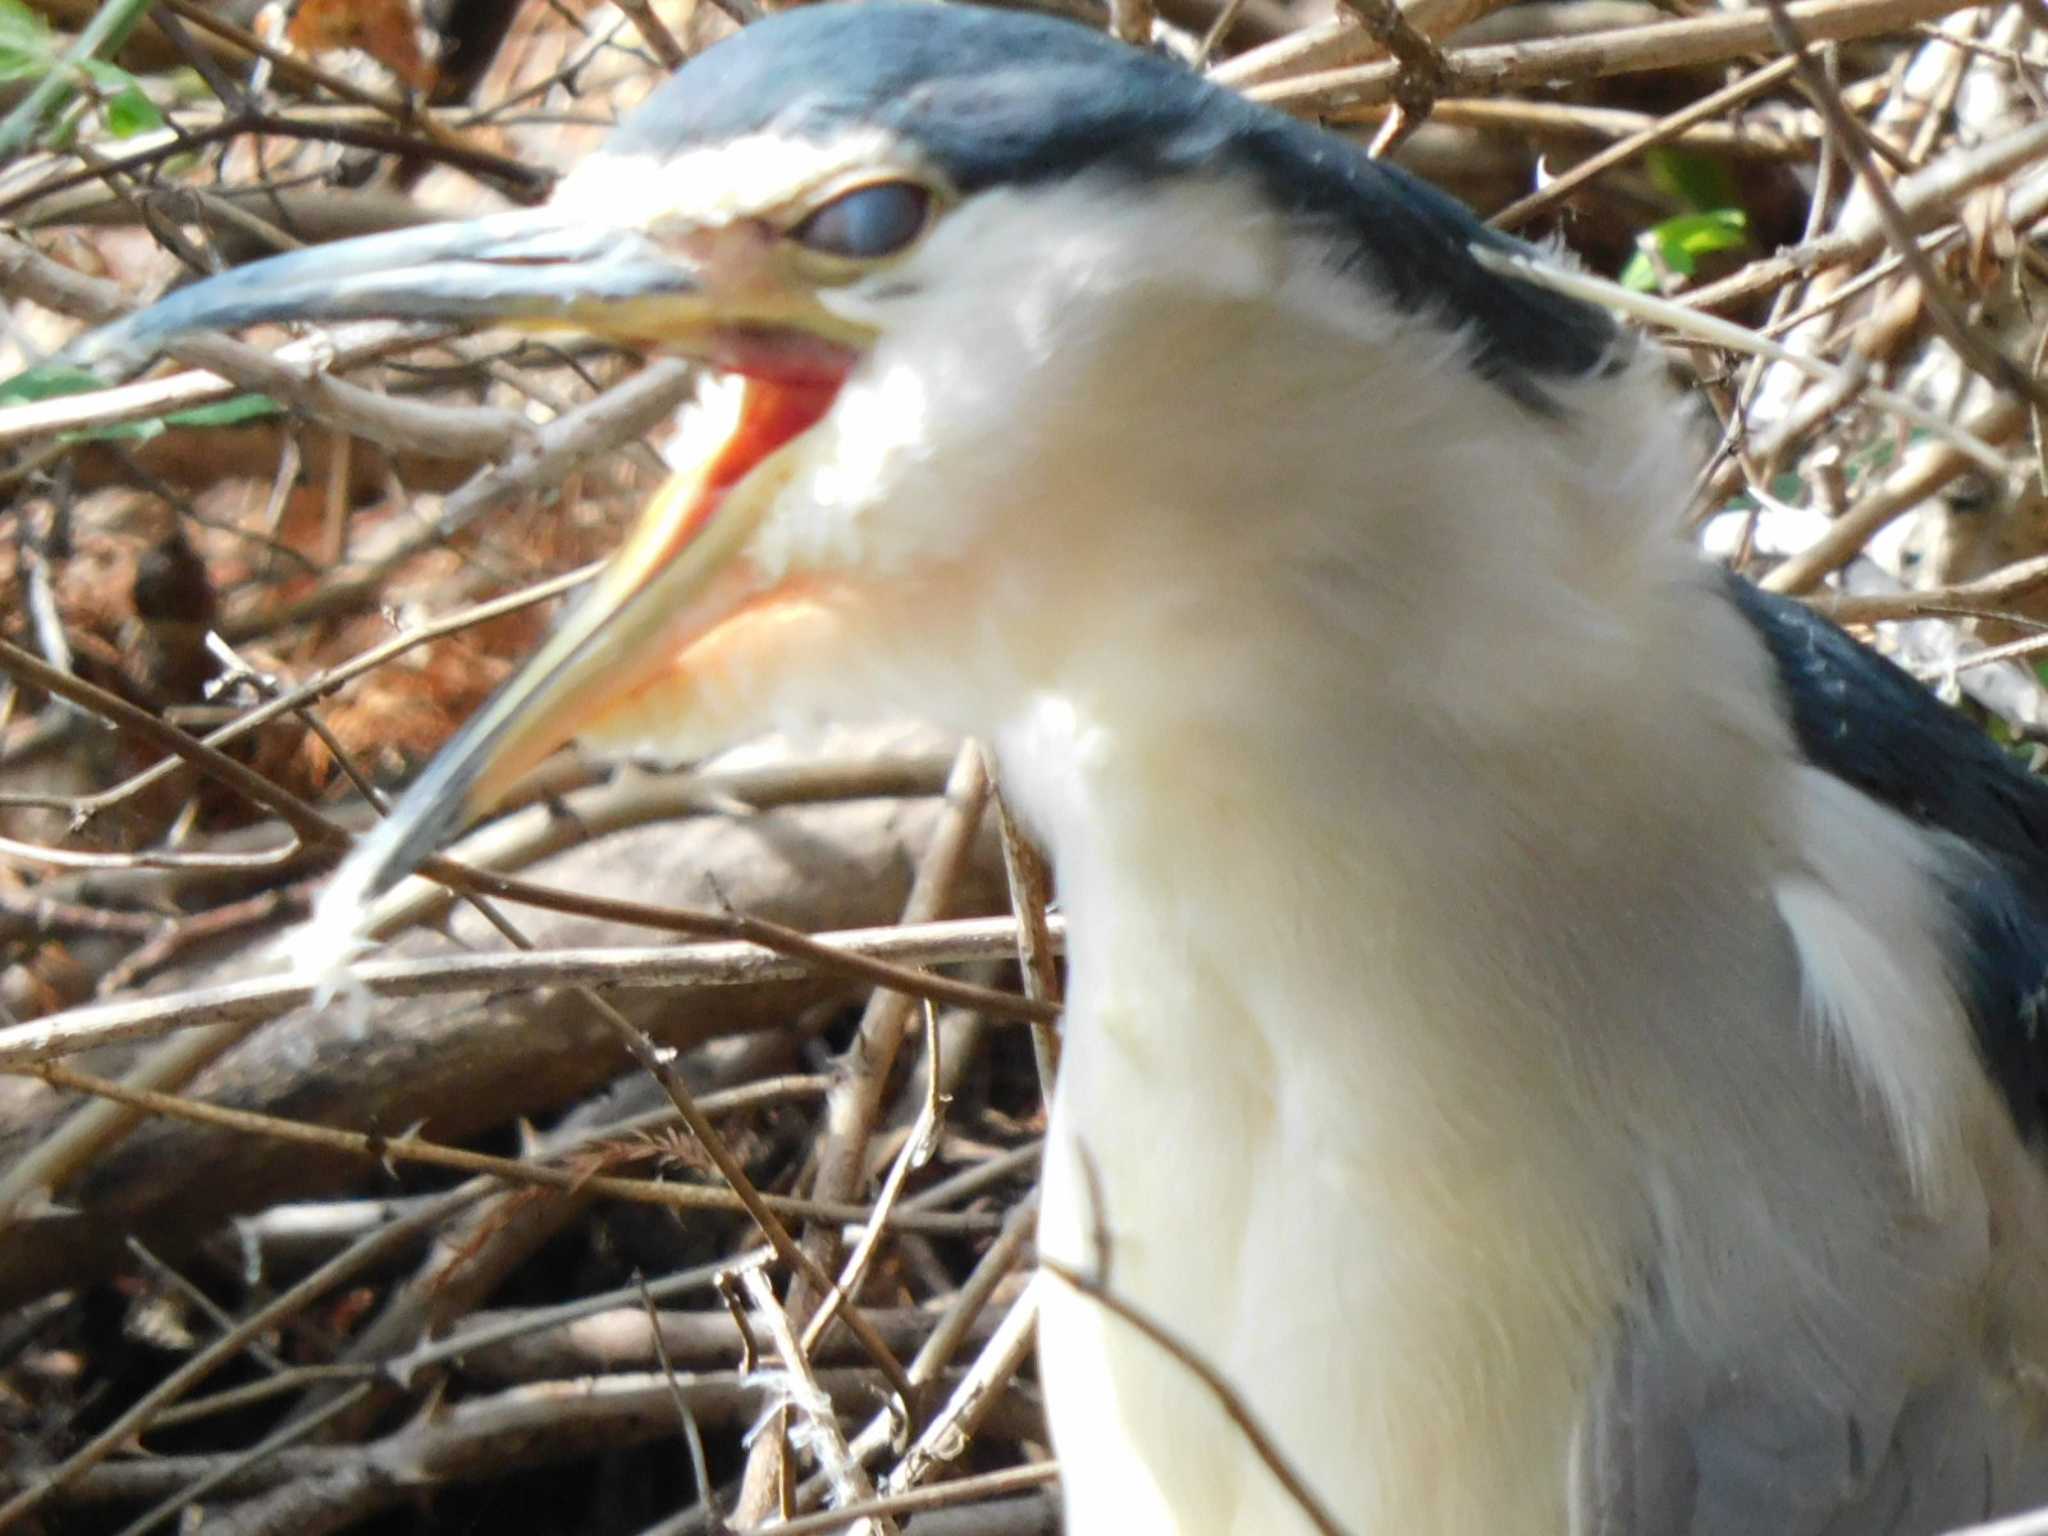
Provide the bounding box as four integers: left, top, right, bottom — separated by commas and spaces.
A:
0, 0, 51, 85
0, 0, 52, 53
1620, 209, 1749, 291
1655, 209, 1749, 267
102, 79, 159, 135
102, 414, 167, 441
163, 393, 278, 428
0, 363, 279, 442
75, 390, 279, 441
0, 0, 157, 156
1767, 471, 1806, 504
1842, 435, 1900, 488
69, 57, 159, 135
1644, 146, 1740, 213
0, 362, 104, 406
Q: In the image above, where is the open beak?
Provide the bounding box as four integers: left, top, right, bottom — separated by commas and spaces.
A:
80, 208, 863, 930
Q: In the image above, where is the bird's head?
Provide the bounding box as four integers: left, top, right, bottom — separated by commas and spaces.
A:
78, 1, 1626, 939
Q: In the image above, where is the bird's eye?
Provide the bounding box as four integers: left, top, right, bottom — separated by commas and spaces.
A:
791, 181, 931, 260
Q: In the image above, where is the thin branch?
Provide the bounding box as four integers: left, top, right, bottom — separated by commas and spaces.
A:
0, 1180, 491, 1527
1334, 0, 1448, 154
988, 760, 1062, 1097
0, 916, 1062, 1070
750, 1463, 1058, 1536
0, 637, 1059, 1025
1248, 0, 1981, 115
0, 111, 548, 223
739, 1265, 899, 1534
1808, 555, 2048, 626
1759, 0, 2048, 412
1490, 55, 1803, 230
19, 1060, 994, 1232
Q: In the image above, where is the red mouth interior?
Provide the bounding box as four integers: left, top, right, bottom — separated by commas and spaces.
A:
711, 377, 840, 495
675, 372, 843, 547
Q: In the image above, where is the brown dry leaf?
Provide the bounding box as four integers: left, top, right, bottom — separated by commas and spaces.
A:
1958, 185, 2018, 294
286, 0, 437, 92
304, 612, 519, 792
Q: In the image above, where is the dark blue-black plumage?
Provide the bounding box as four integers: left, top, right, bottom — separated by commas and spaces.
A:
606, 2, 1618, 402
1728, 577, 2048, 1143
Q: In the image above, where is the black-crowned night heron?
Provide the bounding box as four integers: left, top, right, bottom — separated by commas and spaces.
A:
83, 5, 2048, 1532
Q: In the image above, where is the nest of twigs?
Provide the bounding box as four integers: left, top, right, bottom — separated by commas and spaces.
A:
2, 0, 2047, 1530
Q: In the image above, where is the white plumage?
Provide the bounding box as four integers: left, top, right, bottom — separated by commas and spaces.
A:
578, 171, 2048, 1534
